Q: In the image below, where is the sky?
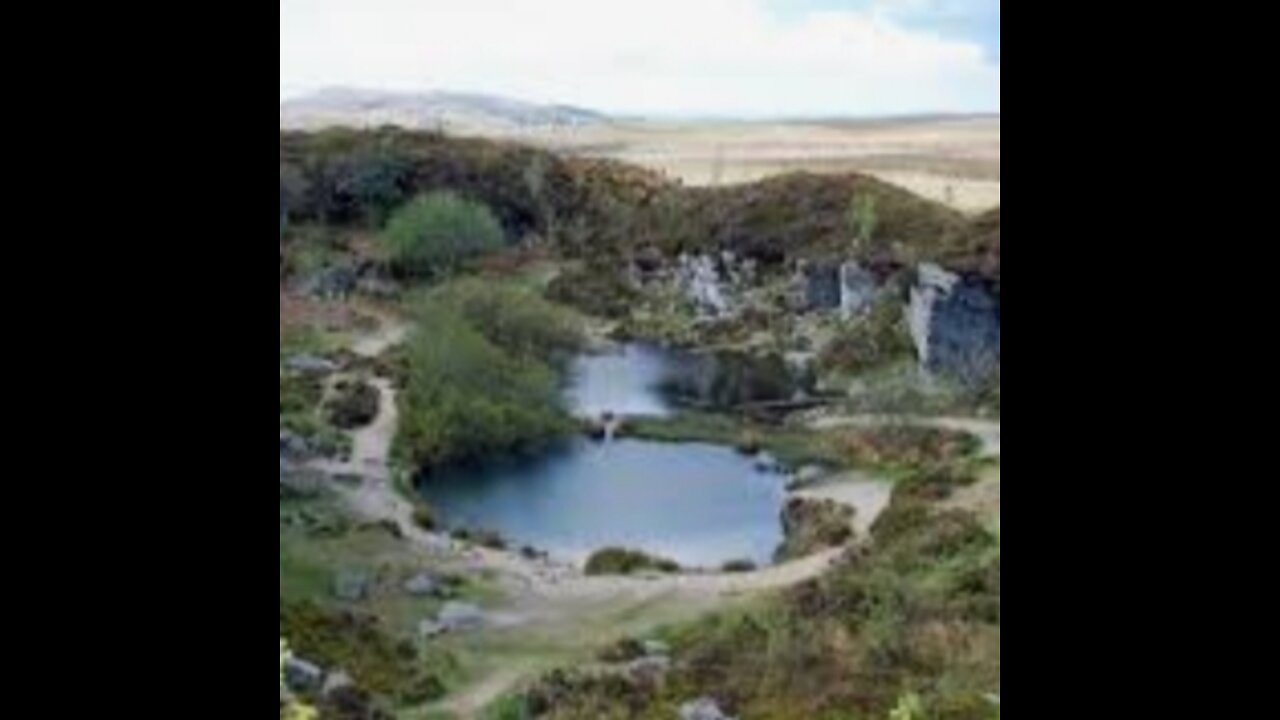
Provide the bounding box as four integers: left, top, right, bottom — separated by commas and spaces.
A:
279, 0, 1000, 118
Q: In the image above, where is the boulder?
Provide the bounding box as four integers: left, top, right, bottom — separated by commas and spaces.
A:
321, 670, 354, 698
285, 355, 339, 374
437, 602, 487, 632
908, 263, 1000, 386
803, 261, 842, 311
678, 254, 730, 317
308, 266, 357, 300
332, 570, 371, 603
279, 430, 311, 461
403, 573, 441, 598
839, 262, 877, 318
627, 655, 672, 684
679, 698, 736, 720
284, 657, 324, 694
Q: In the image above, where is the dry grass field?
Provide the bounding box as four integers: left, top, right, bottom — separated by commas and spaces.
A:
506, 115, 1001, 213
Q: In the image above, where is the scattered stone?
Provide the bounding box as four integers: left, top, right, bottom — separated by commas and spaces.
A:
418, 619, 447, 639
679, 254, 730, 317
321, 670, 354, 698
679, 698, 735, 720
786, 465, 826, 491
628, 655, 672, 684
332, 570, 371, 603
356, 275, 400, 299
308, 266, 357, 301
280, 430, 311, 461
403, 573, 440, 598
286, 354, 339, 374
839, 261, 878, 319
284, 657, 324, 694
437, 602, 487, 632
643, 640, 672, 657
802, 261, 841, 311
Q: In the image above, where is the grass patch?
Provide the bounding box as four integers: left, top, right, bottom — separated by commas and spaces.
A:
620, 412, 843, 470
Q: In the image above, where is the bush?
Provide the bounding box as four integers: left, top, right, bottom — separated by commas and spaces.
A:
426, 278, 583, 366
411, 506, 436, 532
775, 497, 854, 561
325, 379, 380, 429
818, 294, 915, 375
279, 599, 447, 708
450, 527, 507, 550
721, 559, 758, 574
395, 301, 572, 468
584, 547, 681, 576
383, 192, 507, 278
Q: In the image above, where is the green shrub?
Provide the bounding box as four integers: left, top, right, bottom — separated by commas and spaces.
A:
584, 547, 681, 576
818, 294, 914, 375
426, 278, 583, 365
325, 379, 380, 429
721, 559, 758, 574
383, 192, 507, 278
279, 599, 448, 707
411, 506, 436, 532
450, 527, 508, 550
395, 301, 572, 468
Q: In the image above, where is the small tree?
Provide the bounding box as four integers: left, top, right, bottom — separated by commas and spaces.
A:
849, 193, 879, 255
523, 155, 558, 244
383, 192, 507, 278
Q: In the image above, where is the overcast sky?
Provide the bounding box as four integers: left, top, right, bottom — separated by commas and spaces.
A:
280, 0, 1000, 118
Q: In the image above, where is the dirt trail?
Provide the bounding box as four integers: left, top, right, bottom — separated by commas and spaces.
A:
808, 413, 1001, 458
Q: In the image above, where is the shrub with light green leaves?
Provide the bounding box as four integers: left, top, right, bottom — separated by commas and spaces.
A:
383, 191, 507, 278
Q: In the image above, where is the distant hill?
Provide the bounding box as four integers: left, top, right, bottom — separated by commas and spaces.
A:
279, 88, 610, 133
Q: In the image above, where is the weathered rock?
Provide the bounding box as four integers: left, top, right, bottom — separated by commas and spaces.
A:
627, 655, 672, 684
642, 640, 672, 657
839, 261, 877, 318
678, 254, 730, 317
803, 261, 842, 311
279, 467, 325, 498
786, 465, 826, 491
403, 573, 440, 598
908, 263, 1000, 386
418, 619, 447, 639
321, 670, 354, 698
286, 355, 339, 374
280, 430, 311, 461
333, 570, 371, 603
679, 698, 736, 720
284, 657, 324, 694
437, 602, 487, 632
309, 266, 357, 300
355, 275, 400, 300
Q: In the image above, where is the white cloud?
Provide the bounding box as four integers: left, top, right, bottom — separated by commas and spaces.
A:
280, 0, 999, 117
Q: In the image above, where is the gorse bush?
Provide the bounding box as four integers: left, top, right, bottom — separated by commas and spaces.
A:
383, 192, 507, 278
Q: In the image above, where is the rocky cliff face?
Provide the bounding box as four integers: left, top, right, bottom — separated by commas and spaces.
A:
908, 264, 1000, 385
